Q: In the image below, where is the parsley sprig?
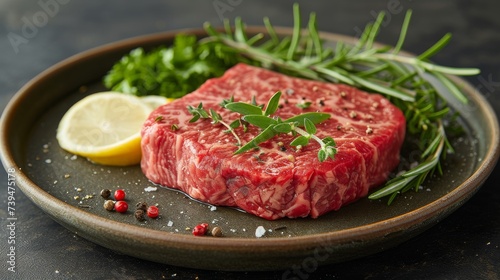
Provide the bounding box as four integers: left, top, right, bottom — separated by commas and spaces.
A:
103, 34, 237, 98
188, 91, 337, 162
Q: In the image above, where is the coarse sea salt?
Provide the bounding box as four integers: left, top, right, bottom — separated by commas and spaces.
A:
255, 226, 266, 238
144, 186, 158, 192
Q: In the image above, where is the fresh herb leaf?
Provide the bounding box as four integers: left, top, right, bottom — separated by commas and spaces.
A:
304, 118, 317, 134
290, 135, 309, 146
296, 101, 313, 109
103, 34, 238, 98
285, 112, 330, 125
224, 102, 263, 116
242, 115, 277, 129
264, 91, 282, 116
235, 126, 276, 154
189, 91, 337, 161
272, 122, 294, 133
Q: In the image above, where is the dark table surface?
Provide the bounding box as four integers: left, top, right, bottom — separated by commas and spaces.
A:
1, 0, 499, 279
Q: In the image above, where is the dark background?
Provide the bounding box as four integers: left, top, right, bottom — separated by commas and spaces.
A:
1, 0, 499, 279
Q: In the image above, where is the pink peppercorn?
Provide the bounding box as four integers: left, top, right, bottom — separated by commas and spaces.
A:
192, 223, 209, 236
114, 189, 126, 201
114, 201, 128, 213
147, 206, 159, 218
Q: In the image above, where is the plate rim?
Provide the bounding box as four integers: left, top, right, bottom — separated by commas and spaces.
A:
1, 26, 499, 269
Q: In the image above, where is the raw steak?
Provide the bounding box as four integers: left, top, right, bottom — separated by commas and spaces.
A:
141, 63, 406, 220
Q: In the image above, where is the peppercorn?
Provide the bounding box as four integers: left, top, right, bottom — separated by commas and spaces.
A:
192, 223, 209, 236
114, 201, 128, 213
114, 189, 126, 201
134, 209, 146, 221
103, 200, 115, 211
100, 189, 111, 199
147, 206, 159, 218
136, 201, 148, 211
211, 226, 223, 237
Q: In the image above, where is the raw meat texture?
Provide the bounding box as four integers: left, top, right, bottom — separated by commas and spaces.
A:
141, 63, 406, 220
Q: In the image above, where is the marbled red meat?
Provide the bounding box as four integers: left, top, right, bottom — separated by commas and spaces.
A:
141, 63, 406, 220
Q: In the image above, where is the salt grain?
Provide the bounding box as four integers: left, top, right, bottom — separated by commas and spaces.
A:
167, 221, 173, 227
255, 226, 266, 238
144, 186, 158, 192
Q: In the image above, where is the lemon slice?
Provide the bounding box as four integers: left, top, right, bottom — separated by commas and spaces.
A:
57, 91, 154, 166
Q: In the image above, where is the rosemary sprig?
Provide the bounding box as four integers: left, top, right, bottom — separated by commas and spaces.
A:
369, 121, 447, 204
187, 91, 337, 162
201, 3, 480, 203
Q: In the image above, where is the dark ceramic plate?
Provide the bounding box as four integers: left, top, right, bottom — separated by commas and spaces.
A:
1, 28, 499, 271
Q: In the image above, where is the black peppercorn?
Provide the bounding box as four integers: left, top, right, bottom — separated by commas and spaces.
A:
135, 209, 146, 221
136, 201, 148, 211
100, 189, 111, 199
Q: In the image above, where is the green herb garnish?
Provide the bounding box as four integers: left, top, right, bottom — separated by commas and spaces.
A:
104, 4, 480, 204
187, 102, 242, 147
201, 4, 479, 204
103, 34, 238, 98
188, 91, 337, 162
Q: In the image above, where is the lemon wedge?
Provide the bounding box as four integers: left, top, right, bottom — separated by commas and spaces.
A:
56, 91, 169, 166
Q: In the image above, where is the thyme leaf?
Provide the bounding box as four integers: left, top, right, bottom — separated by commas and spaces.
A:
187, 91, 337, 162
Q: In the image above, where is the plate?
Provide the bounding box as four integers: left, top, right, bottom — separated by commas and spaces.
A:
1, 27, 499, 271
